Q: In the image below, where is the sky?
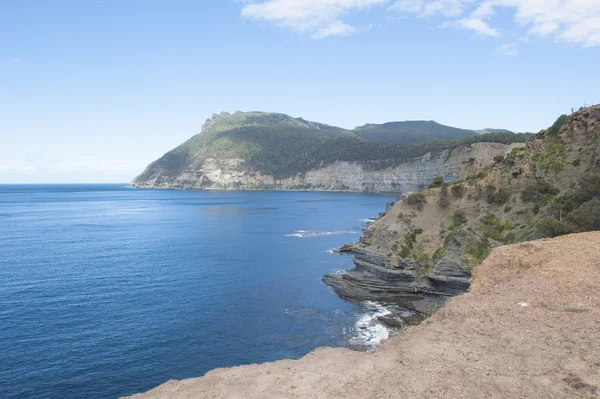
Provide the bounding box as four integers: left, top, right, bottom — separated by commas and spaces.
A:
1, 0, 598, 183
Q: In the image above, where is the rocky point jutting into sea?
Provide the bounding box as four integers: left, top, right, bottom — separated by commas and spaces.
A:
125, 232, 600, 398
325, 105, 600, 318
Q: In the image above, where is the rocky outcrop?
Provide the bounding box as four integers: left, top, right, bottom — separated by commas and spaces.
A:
124, 232, 600, 399
325, 105, 600, 312
323, 243, 471, 315
133, 143, 518, 193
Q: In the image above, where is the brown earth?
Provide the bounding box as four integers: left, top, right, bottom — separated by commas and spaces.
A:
125, 232, 600, 399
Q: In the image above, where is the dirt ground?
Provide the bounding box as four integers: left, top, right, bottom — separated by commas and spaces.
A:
125, 232, 600, 399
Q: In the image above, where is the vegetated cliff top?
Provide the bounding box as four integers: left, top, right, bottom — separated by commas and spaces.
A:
133, 111, 531, 183
363, 104, 600, 277
354, 120, 482, 143
123, 232, 600, 399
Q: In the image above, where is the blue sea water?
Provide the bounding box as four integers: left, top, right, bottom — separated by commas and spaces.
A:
0, 185, 393, 399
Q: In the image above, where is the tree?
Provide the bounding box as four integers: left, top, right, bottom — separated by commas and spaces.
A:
438, 183, 450, 208
428, 176, 445, 189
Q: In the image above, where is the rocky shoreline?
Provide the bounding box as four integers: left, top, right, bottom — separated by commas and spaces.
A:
323, 236, 471, 316
124, 232, 600, 399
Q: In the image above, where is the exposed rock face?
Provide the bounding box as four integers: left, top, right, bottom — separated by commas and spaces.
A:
123, 232, 600, 399
132, 143, 517, 193
323, 236, 471, 315
325, 105, 600, 312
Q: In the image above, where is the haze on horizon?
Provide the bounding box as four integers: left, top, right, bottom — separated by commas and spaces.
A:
1, 0, 598, 184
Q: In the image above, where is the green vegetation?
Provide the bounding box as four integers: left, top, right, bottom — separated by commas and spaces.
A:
406, 193, 427, 210
451, 184, 465, 198
484, 184, 511, 205
466, 172, 486, 184
481, 214, 514, 243
464, 237, 492, 271
134, 111, 534, 183
397, 229, 433, 275
438, 183, 450, 208
532, 172, 600, 237
547, 114, 568, 137
353, 120, 480, 143
533, 137, 566, 175
428, 176, 445, 189
502, 146, 526, 167
522, 180, 560, 203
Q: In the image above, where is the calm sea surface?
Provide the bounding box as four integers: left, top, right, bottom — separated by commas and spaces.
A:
0, 185, 393, 399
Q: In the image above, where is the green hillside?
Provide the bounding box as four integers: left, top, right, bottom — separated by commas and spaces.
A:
353, 120, 483, 143
134, 112, 532, 183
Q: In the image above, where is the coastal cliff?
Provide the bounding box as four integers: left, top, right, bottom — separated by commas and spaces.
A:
124, 232, 600, 399
325, 105, 600, 315
133, 143, 519, 193
132, 111, 529, 192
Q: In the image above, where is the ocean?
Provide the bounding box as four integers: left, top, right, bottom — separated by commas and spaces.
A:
0, 185, 394, 399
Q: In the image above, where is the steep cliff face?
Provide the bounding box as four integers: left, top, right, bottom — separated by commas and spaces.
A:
132, 111, 528, 192
133, 142, 519, 193
325, 105, 600, 313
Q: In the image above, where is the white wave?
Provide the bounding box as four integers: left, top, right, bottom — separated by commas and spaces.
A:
285, 230, 359, 238
358, 218, 375, 224
347, 301, 391, 349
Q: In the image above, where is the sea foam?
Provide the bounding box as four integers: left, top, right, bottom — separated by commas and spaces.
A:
286, 230, 359, 238
347, 301, 391, 349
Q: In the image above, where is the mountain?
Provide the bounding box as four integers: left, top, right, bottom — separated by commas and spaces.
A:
325, 105, 600, 314
132, 111, 531, 192
353, 120, 482, 143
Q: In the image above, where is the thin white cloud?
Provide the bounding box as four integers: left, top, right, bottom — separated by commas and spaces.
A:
240, 0, 600, 47
412, 0, 600, 47
312, 20, 356, 38
241, 0, 387, 39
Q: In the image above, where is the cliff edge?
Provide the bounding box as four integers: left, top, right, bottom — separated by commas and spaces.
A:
124, 232, 600, 399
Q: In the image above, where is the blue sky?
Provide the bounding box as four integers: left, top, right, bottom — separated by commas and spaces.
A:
1, 0, 598, 183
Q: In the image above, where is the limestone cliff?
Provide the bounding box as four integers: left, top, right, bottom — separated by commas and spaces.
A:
133, 143, 519, 193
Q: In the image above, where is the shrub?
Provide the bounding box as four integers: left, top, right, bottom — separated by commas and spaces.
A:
451, 184, 465, 198
428, 176, 445, 189
385, 201, 395, 211
564, 200, 600, 233
406, 193, 427, 211
522, 180, 560, 202
532, 137, 566, 174
572, 159, 581, 167
547, 114, 568, 137
485, 185, 511, 205
494, 187, 511, 204
438, 184, 450, 208
466, 172, 486, 184
579, 172, 600, 197
535, 217, 567, 238
452, 210, 468, 225
432, 248, 445, 263
493, 155, 504, 163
